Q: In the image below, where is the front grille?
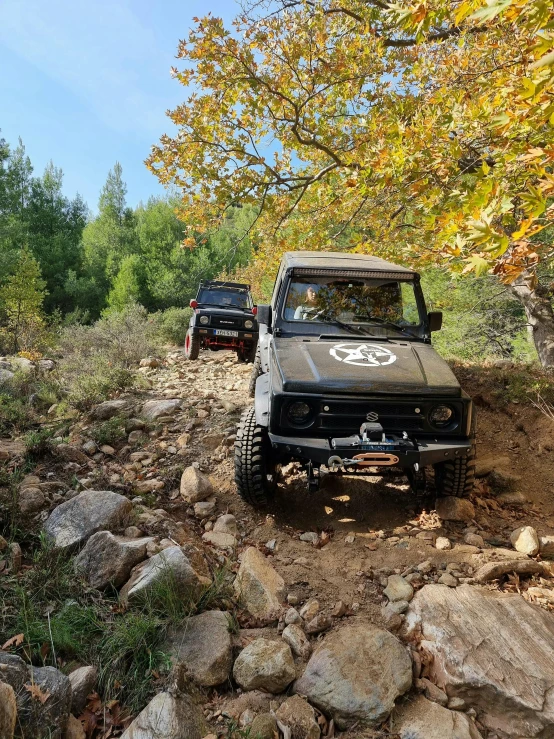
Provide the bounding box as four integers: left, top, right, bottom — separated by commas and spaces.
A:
316, 399, 425, 434
210, 316, 242, 328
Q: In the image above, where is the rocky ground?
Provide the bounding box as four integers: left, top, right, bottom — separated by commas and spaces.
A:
3, 347, 554, 738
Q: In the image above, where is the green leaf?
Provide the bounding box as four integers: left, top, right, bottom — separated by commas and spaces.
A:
530, 50, 554, 70
469, 0, 513, 22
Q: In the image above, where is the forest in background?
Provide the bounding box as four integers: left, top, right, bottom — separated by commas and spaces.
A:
0, 134, 255, 354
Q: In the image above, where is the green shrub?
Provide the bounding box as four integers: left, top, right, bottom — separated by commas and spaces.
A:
89, 417, 126, 446
24, 427, 57, 457
0, 392, 28, 435
56, 304, 159, 410
153, 307, 192, 346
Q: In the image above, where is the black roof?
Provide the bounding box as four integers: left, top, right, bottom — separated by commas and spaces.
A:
281, 251, 416, 275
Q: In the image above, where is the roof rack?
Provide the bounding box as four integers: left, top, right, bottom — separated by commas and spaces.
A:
199, 280, 251, 291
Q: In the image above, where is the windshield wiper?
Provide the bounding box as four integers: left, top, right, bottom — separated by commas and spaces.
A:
353, 316, 415, 336
318, 316, 367, 336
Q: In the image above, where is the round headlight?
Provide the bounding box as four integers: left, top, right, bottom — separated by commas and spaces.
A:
244, 319, 254, 329
287, 401, 312, 425
199, 315, 209, 325
429, 404, 454, 427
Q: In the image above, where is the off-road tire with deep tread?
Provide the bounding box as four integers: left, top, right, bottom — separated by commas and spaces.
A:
235, 406, 277, 507
248, 346, 262, 398
434, 420, 477, 498
184, 329, 200, 360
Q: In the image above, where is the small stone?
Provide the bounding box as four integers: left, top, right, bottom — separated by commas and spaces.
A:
438, 572, 458, 588
82, 440, 97, 455
194, 501, 216, 518
249, 713, 278, 739
124, 526, 143, 538
69, 666, 98, 714
305, 613, 333, 635
299, 599, 320, 621
74, 531, 152, 589
140, 357, 160, 368
0, 681, 16, 739
497, 491, 527, 507
510, 525, 540, 556
100, 444, 115, 455
18, 487, 47, 514
384, 600, 409, 616
234, 547, 285, 620
464, 532, 485, 548
287, 593, 299, 606
213, 514, 237, 536
275, 695, 320, 739
119, 692, 207, 739
540, 536, 554, 556
384, 575, 414, 602
180, 466, 214, 503
128, 430, 143, 444
239, 708, 255, 727
417, 677, 448, 706
284, 607, 302, 625
436, 497, 475, 522
202, 531, 237, 549
233, 638, 296, 693
447, 696, 466, 710
0, 535, 7, 552
141, 398, 182, 421
282, 623, 312, 660
135, 479, 164, 493
435, 536, 452, 551
331, 600, 348, 618
300, 531, 319, 544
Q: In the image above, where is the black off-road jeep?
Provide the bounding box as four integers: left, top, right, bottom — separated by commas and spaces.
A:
184, 280, 259, 362
235, 251, 476, 506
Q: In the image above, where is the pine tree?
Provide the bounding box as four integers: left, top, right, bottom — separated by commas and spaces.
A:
0, 248, 47, 353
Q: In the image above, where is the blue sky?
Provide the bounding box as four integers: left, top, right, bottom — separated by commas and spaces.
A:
0, 0, 236, 212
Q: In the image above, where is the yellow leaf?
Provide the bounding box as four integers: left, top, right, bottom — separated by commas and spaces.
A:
2, 634, 24, 650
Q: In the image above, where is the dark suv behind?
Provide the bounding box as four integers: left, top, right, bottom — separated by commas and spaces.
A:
184, 280, 258, 362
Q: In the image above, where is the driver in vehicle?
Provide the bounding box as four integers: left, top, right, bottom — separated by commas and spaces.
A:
293, 283, 320, 319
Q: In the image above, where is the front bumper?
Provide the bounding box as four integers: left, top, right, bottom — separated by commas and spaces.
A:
268, 433, 471, 469
193, 327, 258, 343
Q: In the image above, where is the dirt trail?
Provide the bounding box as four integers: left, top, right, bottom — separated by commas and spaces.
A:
148, 348, 554, 626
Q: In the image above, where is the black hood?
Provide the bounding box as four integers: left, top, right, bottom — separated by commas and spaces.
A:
273, 337, 461, 396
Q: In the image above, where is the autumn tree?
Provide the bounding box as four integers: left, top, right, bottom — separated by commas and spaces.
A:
148, 0, 554, 364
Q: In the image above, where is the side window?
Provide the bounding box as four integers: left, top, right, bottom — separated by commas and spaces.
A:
401, 283, 420, 325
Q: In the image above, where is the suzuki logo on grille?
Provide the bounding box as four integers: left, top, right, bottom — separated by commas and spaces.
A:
220, 321, 234, 325
366, 411, 379, 422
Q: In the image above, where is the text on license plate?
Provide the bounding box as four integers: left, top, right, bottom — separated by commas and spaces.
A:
215, 329, 238, 337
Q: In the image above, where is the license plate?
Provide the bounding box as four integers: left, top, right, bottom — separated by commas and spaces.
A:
215, 329, 238, 337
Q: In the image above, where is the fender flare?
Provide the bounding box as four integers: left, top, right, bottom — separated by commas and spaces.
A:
254, 372, 270, 427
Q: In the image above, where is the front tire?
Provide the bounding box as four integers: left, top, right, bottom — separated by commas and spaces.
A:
235, 407, 278, 507
184, 329, 200, 360
434, 428, 476, 498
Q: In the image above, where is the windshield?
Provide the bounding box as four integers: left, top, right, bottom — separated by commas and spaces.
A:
197, 288, 250, 309
283, 276, 423, 337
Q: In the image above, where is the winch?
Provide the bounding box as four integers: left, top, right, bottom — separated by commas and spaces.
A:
327, 422, 415, 470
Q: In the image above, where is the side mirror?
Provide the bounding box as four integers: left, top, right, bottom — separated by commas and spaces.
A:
428, 311, 443, 332
257, 304, 272, 327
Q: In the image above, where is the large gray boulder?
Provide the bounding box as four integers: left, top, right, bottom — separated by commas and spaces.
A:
294, 625, 412, 729
0, 653, 71, 739
73, 531, 152, 589
0, 681, 16, 739
233, 638, 296, 693
0, 368, 14, 384
405, 584, 554, 737
120, 692, 207, 739
120, 546, 209, 605
90, 398, 135, 420
234, 547, 285, 620
392, 695, 482, 739
165, 610, 233, 687
44, 490, 132, 551
141, 399, 182, 421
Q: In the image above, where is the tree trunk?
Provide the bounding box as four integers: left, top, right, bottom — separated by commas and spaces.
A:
510, 271, 554, 368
